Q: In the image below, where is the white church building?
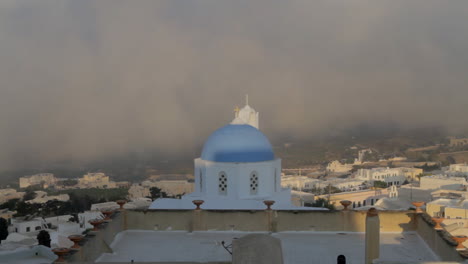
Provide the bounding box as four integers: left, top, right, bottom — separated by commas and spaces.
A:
150, 100, 325, 210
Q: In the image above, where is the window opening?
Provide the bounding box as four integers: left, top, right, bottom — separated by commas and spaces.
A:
219, 172, 227, 195
250, 172, 259, 195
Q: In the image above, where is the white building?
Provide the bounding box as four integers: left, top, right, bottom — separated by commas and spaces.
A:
150, 102, 325, 211
281, 176, 365, 193
400, 167, 424, 181
78, 172, 117, 189
25, 191, 69, 204
449, 137, 468, 147
356, 167, 415, 186
0, 209, 15, 224
326, 160, 353, 173
281, 176, 321, 191
420, 175, 467, 191
128, 184, 151, 199
0, 188, 25, 204
325, 179, 366, 192
447, 163, 468, 177
19, 173, 56, 188
12, 218, 48, 234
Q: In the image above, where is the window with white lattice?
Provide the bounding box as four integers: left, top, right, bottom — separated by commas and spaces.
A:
250, 172, 258, 195
218, 172, 227, 195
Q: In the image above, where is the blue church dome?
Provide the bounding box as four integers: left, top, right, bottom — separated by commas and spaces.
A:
201, 124, 275, 163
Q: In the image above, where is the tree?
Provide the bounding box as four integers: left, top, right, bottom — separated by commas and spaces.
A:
373, 181, 388, 188
61, 179, 78, 187
15, 201, 39, 217
305, 198, 335, 210
23, 190, 37, 201
0, 198, 19, 211
416, 163, 441, 172
37, 230, 51, 247
446, 156, 456, 165
363, 151, 379, 162
0, 217, 8, 244
150, 187, 168, 199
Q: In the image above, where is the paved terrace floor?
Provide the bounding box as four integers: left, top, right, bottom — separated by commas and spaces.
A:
96, 230, 440, 264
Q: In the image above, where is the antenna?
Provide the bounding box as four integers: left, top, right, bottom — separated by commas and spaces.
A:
245, 94, 249, 105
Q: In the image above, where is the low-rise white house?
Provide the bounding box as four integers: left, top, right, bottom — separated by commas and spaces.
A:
128, 184, 151, 199
0, 188, 25, 204
447, 163, 468, 177
326, 160, 354, 173
19, 173, 56, 188
281, 176, 321, 191
78, 172, 117, 189
356, 167, 418, 186
25, 191, 69, 204
0, 209, 15, 224
420, 175, 467, 191
12, 218, 47, 234
281, 176, 365, 192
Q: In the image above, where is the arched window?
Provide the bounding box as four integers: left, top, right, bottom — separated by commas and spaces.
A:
219, 172, 227, 195
250, 172, 259, 195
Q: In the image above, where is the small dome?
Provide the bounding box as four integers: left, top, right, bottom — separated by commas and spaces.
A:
201, 124, 274, 163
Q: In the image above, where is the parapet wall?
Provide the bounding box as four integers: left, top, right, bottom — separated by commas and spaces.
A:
123, 209, 415, 232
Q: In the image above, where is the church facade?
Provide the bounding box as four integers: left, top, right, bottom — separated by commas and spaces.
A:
149, 100, 324, 210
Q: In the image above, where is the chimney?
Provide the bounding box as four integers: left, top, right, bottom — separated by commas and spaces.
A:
264, 200, 275, 232
192, 200, 204, 231
365, 208, 380, 264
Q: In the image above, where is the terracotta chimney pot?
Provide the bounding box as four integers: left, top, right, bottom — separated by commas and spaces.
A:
101, 210, 114, 221
68, 235, 84, 249
453, 236, 468, 251
52, 247, 70, 263
89, 219, 103, 231
432, 217, 445, 230
192, 200, 204, 210
116, 200, 126, 210
264, 200, 275, 210
411, 201, 425, 213
340, 200, 352, 210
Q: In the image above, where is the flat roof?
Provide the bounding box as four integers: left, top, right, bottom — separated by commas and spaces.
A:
97, 230, 439, 263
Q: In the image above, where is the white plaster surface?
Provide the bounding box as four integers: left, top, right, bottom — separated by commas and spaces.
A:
96, 230, 440, 263
0, 245, 56, 264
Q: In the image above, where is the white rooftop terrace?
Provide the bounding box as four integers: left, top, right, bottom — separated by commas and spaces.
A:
96, 230, 439, 264
0, 245, 56, 264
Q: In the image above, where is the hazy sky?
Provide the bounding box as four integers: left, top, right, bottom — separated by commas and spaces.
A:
0, 1, 467, 168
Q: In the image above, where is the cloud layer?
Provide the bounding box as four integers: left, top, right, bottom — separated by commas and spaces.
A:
0, 1, 467, 168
